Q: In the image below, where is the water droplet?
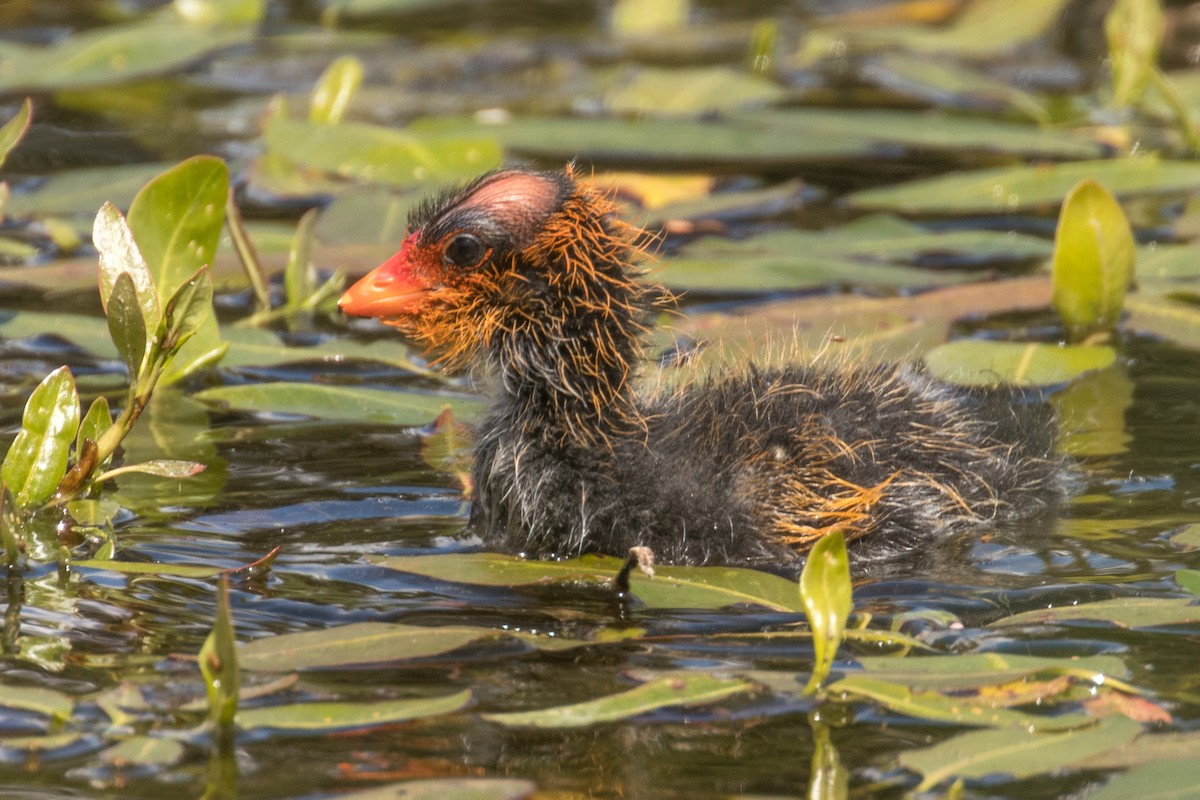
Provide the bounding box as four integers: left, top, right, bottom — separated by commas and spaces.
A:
991, 184, 1004, 198
1149, 241, 1158, 251
829, 39, 847, 57
1006, 194, 1020, 209
1130, 140, 1141, 156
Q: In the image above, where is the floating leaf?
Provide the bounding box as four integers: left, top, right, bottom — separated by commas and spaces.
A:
376, 553, 806, 612
238, 622, 489, 671
309, 55, 364, 124
606, 66, 786, 116
1177, 570, 1200, 596
483, 673, 751, 728
1106, 0, 1164, 108
195, 382, 482, 425
97, 459, 206, 480
898, 714, 1141, 792
5, 162, 177, 218
923, 340, 1116, 387
100, 736, 185, 767
1052, 180, 1136, 338
1070, 730, 1200, 769
1124, 294, 1200, 350
237, 689, 470, 732
854, 653, 1129, 690
0, 684, 74, 720
801, 531, 851, 695
846, 158, 1200, 215
1, 366, 80, 508
319, 778, 536, 800
263, 115, 502, 188
1087, 760, 1200, 800
988, 597, 1200, 629
828, 675, 1090, 730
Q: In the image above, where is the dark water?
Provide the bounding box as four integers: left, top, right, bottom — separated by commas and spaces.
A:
2, 1, 1200, 798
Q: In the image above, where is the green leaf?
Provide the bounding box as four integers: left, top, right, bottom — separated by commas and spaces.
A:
923, 340, 1116, 387
100, 736, 185, 767
1087, 760, 1200, 800
854, 653, 1129, 689
1176, 569, 1200, 596
127, 155, 228, 302
5, 162, 175, 218
1, 366, 80, 508
606, 66, 786, 116
987, 597, 1200, 629
1106, 0, 1165, 107
106, 272, 149, 376
94, 202, 161, 333
309, 55, 364, 124
97, 459, 206, 480
194, 382, 483, 425
76, 397, 113, 462
1124, 295, 1200, 350
828, 675, 1091, 730
236, 689, 470, 732
1071, 731, 1200, 769
800, 531, 851, 694
199, 576, 239, 727
162, 266, 214, 354
1052, 180, 1136, 338
263, 114, 502, 188
174, 0, 266, 25
482, 673, 751, 728
899, 714, 1141, 792
314, 778, 536, 800
845, 158, 1200, 215
0, 15, 253, 93
284, 209, 318, 309
376, 553, 806, 612
0, 98, 32, 171
238, 622, 490, 671
0, 684, 74, 720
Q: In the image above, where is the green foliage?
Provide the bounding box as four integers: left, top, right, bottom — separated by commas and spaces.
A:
199, 576, 240, 729
1, 367, 80, 509
1052, 179, 1136, 340
924, 340, 1117, 387
800, 531, 851, 695
1106, 0, 1164, 108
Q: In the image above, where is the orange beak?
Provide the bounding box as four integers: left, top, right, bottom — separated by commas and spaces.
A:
338, 233, 430, 318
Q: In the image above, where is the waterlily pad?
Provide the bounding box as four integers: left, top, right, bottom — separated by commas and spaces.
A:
482, 673, 752, 728
923, 340, 1116, 387
898, 714, 1141, 792
988, 597, 1200, 629
846, 158, 1200, 215
194, 382, 482, 424
237, 689, 470, 732
376, 553, 806, 612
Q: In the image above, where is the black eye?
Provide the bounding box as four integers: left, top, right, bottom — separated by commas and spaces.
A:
443, 233, 486, 268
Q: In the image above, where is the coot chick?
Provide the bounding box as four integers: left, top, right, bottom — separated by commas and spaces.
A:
338, 168, 1060, 574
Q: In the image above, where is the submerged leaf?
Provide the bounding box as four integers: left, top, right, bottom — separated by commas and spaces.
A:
1052, 180, 1135, 338
483, 673, 751, 728
1, 366, 80, 508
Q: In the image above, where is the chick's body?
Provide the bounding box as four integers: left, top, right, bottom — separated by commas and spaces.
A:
339, 167, 1060, 573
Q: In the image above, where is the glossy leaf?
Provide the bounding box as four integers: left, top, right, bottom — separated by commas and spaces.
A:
854, 653, 1129, 689
106, 272, 148, 375
236, 689, 470, 732
800, 531, 851, 694
76, 397, 113, 463
126, 155, 227, 302
95, 203, 161, 333
1052, 180, 1136, 338
482, 673, 751, 728
175, 0, 266, 25
194, 382, 482, 425
100, 736, 185, 767
97, 459, 206, 480
1, 367, 80, 508
846, 158, 1200, 214
309, 56, 363, 124
377, 553, 806, 612
162, 266, 214, 354
0, 98, 32, 170
899, 714, 1141, 792
988, 597, 1200, 629
829, 675, 1091, 730
923, 340, 1116, 387
199, 576, 239, 727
